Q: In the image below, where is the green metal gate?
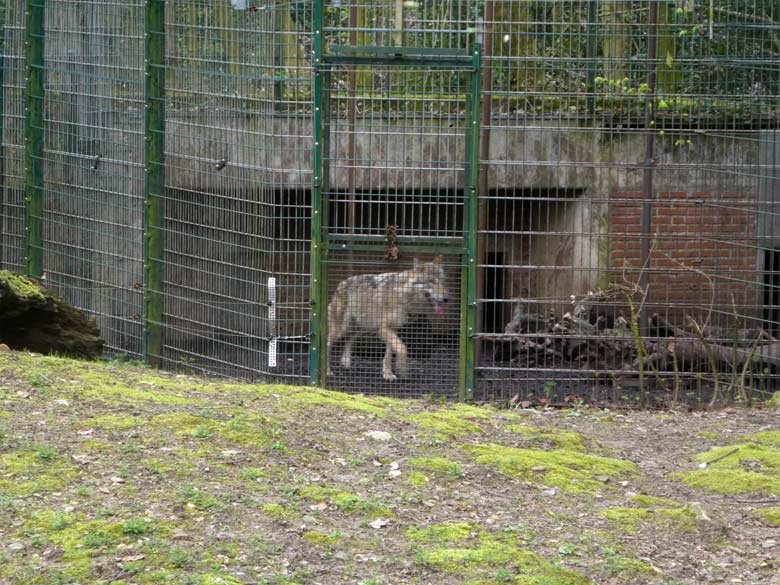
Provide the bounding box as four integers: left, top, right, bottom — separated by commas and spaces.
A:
309, 24, 481, 399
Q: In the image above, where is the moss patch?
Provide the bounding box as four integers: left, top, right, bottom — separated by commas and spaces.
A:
413, 528, 591, 584
151, 411, 279, 450
280, 387, 392, 416
18, 510, 169, 581
0, 448, 80, 496
408, 403, 494, 437
674, 439, 780, 495
467, 443, 635, 494
0, 270, 45, 300
602, 504, 697, 532
408, 471, 429, 487
298, 485, 392, 517
407, 522, 474, 544
677, 468, 780, 495
767, 391, 780, 409
505, 424, 586, 451
604, 556, 662, 580
629, 494, 682, 508
408, 456, 463, 478
64, 369, 200, 406
84, 414, 144, 430
756, 507, 780, 526
749, 431, 780, 449
303, 530, 341, 548
262, 503, 299, 520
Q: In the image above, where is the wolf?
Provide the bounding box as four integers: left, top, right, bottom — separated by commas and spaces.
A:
327, 256, 449, 381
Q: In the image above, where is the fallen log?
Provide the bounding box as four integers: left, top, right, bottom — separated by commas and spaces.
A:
504, 300, 548, 334
0, 270, 103, 359
642, 314, 780, 371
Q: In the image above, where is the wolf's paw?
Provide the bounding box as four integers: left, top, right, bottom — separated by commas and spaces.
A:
382, 371, 398, 381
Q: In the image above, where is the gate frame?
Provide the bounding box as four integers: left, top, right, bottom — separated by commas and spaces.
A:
309, 5, 481, 400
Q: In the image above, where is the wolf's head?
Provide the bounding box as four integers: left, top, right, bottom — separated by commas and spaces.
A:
411, 255, 449, 316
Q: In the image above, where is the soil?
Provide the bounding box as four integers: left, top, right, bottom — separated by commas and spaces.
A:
1, 352, 779, 585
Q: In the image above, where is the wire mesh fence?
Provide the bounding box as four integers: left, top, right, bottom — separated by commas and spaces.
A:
1, 0, 779, 405
0, 0, 25, 271
39, 0, 146, 357
316, 60, 476, 397
159, 0, 311, 379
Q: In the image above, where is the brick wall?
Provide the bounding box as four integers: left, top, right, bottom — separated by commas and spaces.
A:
609, 191, 759, 320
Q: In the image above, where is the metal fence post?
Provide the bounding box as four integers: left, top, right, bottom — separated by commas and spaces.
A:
1, 51, 5, 261
144, 0, 165, 366
309, 0, 325, 385
460, 43, 482, 401
24, 0, 44, 278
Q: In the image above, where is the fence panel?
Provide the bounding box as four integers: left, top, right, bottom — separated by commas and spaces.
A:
160, 0, 311, 379
474, 0, 780, 406
0, 0, 26, 270
39, 0, 146, 357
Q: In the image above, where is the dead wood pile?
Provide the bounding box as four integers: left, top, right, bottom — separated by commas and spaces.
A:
499, 287, 778, 377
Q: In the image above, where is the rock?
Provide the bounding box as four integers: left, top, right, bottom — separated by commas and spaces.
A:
365, 430, 392, 441
0, 343, 9, 351
8, 542, 24, 552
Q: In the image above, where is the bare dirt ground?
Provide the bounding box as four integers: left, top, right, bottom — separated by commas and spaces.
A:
0, 352, 778, 585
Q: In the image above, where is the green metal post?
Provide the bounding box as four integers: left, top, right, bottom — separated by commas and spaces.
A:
144, 0, 165, 366
309, 0, 326, 385
24, 0, 45, 278
459, 43, 481, 401
1, 53, 5, 255
586, 0, 598, 116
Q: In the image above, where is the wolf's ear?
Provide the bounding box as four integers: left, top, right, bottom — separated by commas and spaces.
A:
434, 255, 443, 265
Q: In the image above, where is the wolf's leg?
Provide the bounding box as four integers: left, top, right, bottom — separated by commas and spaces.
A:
327, 314, 348, 376
382, 344, 396, 381
379, 324, 407, 381
340, 336, 353, 369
